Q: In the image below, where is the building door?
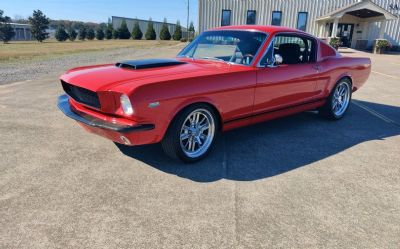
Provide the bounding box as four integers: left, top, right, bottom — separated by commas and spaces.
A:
330, 23, 354, 47
338, 23, 354, 47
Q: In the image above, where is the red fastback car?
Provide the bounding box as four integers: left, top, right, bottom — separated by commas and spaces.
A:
58, 25, 371, 162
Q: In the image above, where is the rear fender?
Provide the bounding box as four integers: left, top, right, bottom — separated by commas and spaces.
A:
331, 72, 353, 93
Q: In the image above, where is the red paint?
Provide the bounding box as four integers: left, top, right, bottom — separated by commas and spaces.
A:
59, 26, 371, 146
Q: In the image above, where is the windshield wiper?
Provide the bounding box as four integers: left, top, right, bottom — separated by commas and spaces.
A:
198, 57, 227, 63
177, 55, 193, 58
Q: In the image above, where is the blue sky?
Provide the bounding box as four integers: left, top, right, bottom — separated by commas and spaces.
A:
2, 0, 198, 27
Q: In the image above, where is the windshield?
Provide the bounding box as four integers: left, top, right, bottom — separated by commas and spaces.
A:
178, 30, 268, 66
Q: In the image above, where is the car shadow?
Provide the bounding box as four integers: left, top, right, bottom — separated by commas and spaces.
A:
116, 100, 400, 182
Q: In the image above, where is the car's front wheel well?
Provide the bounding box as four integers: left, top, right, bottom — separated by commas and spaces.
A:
169, 102, 222, 131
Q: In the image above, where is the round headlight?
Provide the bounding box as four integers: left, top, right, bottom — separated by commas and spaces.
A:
120, 94, 134, 115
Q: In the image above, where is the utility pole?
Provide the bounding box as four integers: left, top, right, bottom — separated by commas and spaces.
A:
187, 0, 190, 39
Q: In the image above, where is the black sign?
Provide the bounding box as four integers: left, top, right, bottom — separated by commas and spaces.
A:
389, 3, 399, 11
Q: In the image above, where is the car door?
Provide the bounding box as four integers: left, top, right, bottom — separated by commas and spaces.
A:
254, 33, 321, 116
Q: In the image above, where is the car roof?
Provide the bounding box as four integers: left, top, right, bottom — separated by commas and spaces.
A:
210, 25, 306, 34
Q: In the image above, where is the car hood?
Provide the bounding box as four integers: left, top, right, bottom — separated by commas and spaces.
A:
60, 58, 232, 93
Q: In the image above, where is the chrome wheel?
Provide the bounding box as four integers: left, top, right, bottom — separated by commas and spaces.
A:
179, 109, 215, 158
332, 81, 350, 116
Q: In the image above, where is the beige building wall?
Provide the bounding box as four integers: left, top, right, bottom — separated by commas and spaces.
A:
198, 0, 400, 46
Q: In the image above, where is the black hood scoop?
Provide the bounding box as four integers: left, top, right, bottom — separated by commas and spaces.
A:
115, 58, 187, 70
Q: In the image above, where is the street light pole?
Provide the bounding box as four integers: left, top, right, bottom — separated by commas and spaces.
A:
187, 0, 190, 39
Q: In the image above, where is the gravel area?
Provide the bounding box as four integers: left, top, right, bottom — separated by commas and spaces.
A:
0, 43, 185, 85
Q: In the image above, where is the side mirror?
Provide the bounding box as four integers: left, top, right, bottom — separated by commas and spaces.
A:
264, 54, 283, 68
274, 54, 283, 65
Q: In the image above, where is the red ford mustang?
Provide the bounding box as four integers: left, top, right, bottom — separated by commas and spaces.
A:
58, 25, 371, 162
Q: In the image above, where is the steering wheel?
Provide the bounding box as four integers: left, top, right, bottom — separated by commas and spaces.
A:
240, 54, 254, 65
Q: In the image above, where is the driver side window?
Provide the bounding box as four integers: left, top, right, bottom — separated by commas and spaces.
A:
262, 34, 316, 66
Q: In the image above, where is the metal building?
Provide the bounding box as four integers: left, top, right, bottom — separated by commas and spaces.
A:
198, 0, 400, 49
112, 16, 188, 39
7, 23, 33, 41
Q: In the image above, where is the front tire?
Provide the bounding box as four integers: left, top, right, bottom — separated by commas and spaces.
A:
161, 104, 218, 163
319, 78, 352, 120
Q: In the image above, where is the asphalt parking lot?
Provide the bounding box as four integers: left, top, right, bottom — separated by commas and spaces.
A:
0, 48, 399, 248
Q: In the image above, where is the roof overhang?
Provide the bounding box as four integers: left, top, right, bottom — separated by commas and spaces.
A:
316, 0, 397, 21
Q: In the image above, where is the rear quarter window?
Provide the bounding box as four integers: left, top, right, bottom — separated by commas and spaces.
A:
320, 41, 337, 58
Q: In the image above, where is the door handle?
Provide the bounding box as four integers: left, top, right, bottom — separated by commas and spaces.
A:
312, 65, 321, 71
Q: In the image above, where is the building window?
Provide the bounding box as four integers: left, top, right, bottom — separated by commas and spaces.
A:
246, 10, 256, 25
271, 11, 282, 26
221, 10, 231, 26
297, 12, 308, 31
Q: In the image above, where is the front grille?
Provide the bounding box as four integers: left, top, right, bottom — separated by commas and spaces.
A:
61, 80, 100, 109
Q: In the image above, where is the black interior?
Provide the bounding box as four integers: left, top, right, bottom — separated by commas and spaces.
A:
278, 43, 301, 64
270, 34, 317, 65
237, 39, 262, 56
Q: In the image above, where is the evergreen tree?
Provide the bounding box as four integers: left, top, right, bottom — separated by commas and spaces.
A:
55, 26, 69, 41
0, 10, 15, 43
105, 23, 113, 39
86, 28, 95, 40
159, 18, 171, 40
28, 10, 49, 42
78, 26, 87, 40
112, 29, 119, 39
131, 20, 143, 40
96, 27, 105, 40
188, 21, 195, 32
172, 20, 182, 41
68, 28, 77, 41
145, 18, 156, 40
117, 20, 131, 39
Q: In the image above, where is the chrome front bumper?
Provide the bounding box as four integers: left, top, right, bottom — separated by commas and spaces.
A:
57, 94, 154, 133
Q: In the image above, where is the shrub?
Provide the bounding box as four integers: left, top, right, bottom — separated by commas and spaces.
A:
55, 26, 69, 41
118, 20, 131, 39
28, 10, 49, 42
96, 27, 105, 40
131, 20, 143, 40
105, 24, 113, 39
145, 18, 156, 40
329, 37, 342, 50
78, 26, 86, 40
180, 38, 187, 42
172, 20, 182, 41
0, 10, 15, 43
375, 39, 392, 49
159, 18, 171, 40
68, 28, 77, 41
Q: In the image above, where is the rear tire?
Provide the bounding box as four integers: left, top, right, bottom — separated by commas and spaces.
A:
161, 104, 219, 163
319, 78, 352, 120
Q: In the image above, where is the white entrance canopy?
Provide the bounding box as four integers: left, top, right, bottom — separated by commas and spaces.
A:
317, 0, 397, 22
316, 0, 397, 48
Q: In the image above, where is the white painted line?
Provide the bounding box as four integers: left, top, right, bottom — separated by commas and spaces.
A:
371, 70, 399, 79
353, 101, 400, 127
0, 79, 32, 88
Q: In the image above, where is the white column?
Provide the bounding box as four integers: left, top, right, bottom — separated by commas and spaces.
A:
379, 20, 386, 38
318, 23, 324, 37
331, 18, 339, 38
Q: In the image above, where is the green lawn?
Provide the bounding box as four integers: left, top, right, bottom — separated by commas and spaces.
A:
0, 39, 181, 62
